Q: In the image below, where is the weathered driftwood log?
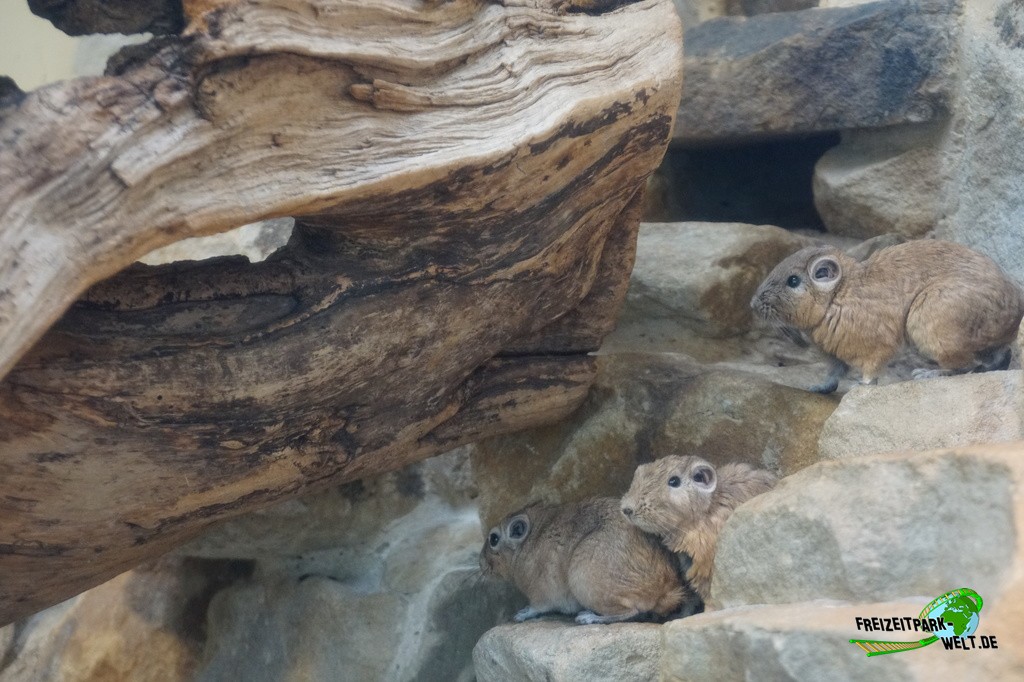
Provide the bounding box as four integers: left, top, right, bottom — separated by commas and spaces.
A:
0, 0, 682, 623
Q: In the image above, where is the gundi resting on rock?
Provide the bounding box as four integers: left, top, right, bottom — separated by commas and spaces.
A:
480, 237, 1023, 625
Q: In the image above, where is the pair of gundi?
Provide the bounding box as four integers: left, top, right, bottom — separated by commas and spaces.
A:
480, 239, 1024, 625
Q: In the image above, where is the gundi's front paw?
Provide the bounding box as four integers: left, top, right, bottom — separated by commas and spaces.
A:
513, 607, 543, 623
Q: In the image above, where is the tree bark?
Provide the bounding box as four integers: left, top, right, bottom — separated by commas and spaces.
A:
0, 0, 682, 624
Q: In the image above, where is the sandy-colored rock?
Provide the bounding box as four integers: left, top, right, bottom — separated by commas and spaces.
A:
626, 222, 810, 338
662, 600, 1017, 681
471, 353, 836, 528
0, 558, 245, 682
474, 620, 663, 682
814, 123, 947, 239
677, 0, 958, 144
818, 372, 1024, 460
712, 445, 1022, 610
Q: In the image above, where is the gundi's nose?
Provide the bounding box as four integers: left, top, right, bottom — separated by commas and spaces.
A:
622, 506, 634, 517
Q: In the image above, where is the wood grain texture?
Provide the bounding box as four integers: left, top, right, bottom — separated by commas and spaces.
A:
0, 0, 682, 624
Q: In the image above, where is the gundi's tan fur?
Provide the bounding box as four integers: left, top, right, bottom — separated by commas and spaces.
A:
620, 456, 776, 603
480, 498, 687, 624
751, 239, 1024, 391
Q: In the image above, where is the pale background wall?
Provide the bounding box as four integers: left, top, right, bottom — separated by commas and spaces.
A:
0, 0, 79, 89
0, 0, 149, 89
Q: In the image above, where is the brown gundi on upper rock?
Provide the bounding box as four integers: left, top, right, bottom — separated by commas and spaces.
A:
751, 239, 1024, 393
479, 498, 695, 625
620, 456, 776, 604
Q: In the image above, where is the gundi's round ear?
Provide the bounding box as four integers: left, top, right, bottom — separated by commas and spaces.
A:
507, 515, 529, 540
808, 255, 841, 290
692, 465, 716, 491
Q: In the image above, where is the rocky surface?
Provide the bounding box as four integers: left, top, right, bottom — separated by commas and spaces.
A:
661, 600, 988, 681
711, 444, 1019, 609
474, 620, 662, 682
676, 0, 959, 144
0, 449, 524, 682
814, 123, 947, 239
818, 371, 1024, 459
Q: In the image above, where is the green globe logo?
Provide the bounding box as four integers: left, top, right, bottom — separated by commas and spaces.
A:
850, 588, 984, 657
925, 591, 981, 640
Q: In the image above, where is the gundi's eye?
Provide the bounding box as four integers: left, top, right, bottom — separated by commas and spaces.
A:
509, 520, 527, 538
668, 475, 681, 488
693, 470, 708, 485
488, 532, 500, 547
786, 274, 801, 288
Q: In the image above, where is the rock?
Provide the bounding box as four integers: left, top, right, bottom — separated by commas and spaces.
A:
28, 0, 184, 36
818, 372, 1024, 460
725, 0, 818, 15
473, 621, 662, 682
626, 222, 810, 337
178, 447, 476, 560
662, 600, 998, 681
676, 0, 958, 144
177, 446, 521, 680
842, 233, 908, 261
814, 123, 947, 239
471, 353, 837, 527
934, 0, 1024, 283
673, 0, 730, 25
0, 558, 249, 682
711, 444, 1022, 610
198, 567, 522, 682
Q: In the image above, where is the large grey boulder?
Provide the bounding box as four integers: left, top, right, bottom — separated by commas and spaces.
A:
474, 621, 662, 682
676, 0, 959, 144
934, 0, 1024, 284
711, 445, 1020, 609
626, 222, 809, 338
818, 372, 1024, 460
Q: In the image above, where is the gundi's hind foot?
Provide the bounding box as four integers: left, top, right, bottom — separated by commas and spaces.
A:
975, 345, 1012, 373
912, 346, 1012, 381
574, 609, 643, 625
